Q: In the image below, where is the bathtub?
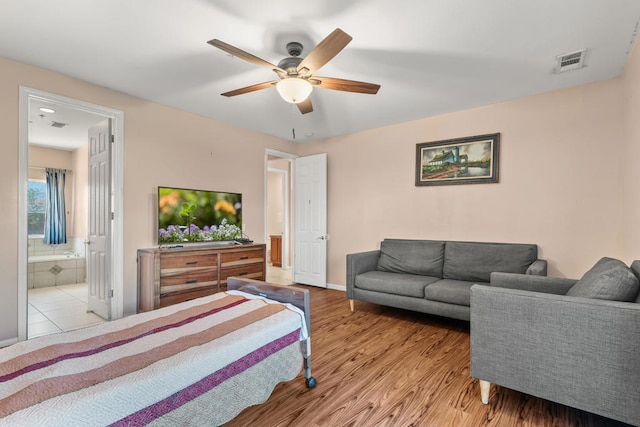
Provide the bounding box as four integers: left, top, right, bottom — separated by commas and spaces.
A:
28, 254, 87, 288
28, 254, 82, 263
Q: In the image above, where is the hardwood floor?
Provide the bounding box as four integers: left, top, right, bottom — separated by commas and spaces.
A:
227, 287, 631, 427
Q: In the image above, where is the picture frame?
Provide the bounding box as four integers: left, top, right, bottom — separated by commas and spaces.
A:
415, 133, 500, 186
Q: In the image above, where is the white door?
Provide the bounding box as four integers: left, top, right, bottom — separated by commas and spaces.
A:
293, 153, 327, 287
87, 119, 112, 319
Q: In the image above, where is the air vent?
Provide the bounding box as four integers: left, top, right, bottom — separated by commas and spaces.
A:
555, 49, 587, 73
50, 121, 68, 128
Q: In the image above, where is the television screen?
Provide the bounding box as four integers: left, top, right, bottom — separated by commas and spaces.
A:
157, 186, 242, 244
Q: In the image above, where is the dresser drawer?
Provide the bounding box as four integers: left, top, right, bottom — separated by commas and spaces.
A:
160, 252, 217, 270
159, 287, 218, 308
160, 268, 217, 292
219, 263, 264, 285
220, 249, 264, 267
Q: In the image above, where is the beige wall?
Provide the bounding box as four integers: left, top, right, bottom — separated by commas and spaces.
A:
267, 158, 291, 240
267, 172, 284, 235
71, 144, 89, 239
622, 43, 640, 261
28, 146, 71, 180
0, 59, 20, 343
299, 76, 630, 285
0, 56, 296, 342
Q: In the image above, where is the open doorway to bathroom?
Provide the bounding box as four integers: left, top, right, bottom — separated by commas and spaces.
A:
25, 100, 105, 338
18, 87, 125, 342
265, 150, 295, 285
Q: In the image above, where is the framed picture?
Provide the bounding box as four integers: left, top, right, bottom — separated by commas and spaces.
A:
415, 133, 500, 186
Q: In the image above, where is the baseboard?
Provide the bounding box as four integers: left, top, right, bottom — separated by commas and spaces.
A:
327, 283, 346, 292
0, 337, 18, 348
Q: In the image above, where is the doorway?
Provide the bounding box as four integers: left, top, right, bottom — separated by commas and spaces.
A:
265, 150, 294, 285
18, 87, 125, 341
264, 149, 328, 288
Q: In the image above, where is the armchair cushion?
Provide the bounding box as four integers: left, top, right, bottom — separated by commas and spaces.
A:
566, 257, 639, 302
377, 239, 444, 277
490, 272, 577, 295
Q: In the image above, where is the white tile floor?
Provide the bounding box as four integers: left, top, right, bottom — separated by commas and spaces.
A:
28, 283, 106, 339
266, 264, 293, 285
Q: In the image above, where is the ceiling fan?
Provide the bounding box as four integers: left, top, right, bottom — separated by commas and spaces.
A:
207, 28, 380, 114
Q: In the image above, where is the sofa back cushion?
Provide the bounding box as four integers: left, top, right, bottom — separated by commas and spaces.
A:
377, 239, 445, 277
632, 260, 640, 303
567, 257, 639, 302
443, 241, 538, 282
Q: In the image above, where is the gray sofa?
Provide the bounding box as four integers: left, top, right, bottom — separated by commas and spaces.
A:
470, 257, 640, 426
346, 239, 547, 321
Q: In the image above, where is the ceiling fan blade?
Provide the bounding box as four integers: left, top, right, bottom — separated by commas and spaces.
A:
208, 39, 285, 74
297, 97, 313, 114
297, 28, 353, 75
310, 76, 380, 94
221, 81, 277, 97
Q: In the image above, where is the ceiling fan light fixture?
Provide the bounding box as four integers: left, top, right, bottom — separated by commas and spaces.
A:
276, 78, 312, 104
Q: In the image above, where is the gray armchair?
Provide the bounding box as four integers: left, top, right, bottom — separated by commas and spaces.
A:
470, 258, 640, 426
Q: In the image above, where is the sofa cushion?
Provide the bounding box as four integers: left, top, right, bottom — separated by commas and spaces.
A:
567, 257, 639, 302
377, 239, 445, 277
424, 279, 478, 306
355, 271, 440, 298
632, 260, 640, 303
443, 242, 537, 282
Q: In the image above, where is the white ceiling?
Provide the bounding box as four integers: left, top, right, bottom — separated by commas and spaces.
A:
2, 0, 640, 146
28, 99, 105, 150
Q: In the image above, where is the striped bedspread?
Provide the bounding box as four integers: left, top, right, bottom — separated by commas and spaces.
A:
0, 291, 306, 426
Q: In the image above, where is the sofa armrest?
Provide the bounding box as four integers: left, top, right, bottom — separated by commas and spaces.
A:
525, 259, 547, 276
490, 272, 577, 295
470, 285, 640, 425
346, 250, 380, 299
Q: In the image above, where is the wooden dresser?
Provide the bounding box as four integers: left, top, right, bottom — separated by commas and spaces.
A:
137, 243, 266, 312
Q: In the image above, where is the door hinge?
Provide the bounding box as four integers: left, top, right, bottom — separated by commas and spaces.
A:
111, 135, 115, 143
111, 212, 114, 220
108, 289, 114, 298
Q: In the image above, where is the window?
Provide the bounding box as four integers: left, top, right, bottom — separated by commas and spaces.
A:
28, 180, 46, 236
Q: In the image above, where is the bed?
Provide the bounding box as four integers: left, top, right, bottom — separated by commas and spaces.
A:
0, 277, 315, 426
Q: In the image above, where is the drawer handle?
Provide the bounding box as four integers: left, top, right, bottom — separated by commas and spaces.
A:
240, 256, 249, 260
186, 279, 198, 284
186, 261, 198, 265
238, 272, 248, 276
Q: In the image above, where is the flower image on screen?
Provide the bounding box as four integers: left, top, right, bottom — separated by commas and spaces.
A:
157, 186, 242, 243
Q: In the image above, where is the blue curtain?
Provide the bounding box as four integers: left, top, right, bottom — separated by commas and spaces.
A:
44, 168, 67, 245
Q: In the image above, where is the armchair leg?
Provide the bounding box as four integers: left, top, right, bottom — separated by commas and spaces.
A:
349, 299, 355, 312
480, 380, 491, 404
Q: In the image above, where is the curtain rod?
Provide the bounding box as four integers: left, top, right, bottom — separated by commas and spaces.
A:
28, 166, 73, 173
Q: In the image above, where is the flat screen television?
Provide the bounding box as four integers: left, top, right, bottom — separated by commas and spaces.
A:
157, 186, 242, 244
